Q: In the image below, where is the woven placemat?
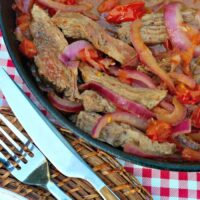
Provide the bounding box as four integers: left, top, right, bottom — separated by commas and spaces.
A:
0, 107, 152, 200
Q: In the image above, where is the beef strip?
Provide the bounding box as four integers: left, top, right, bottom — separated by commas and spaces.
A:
80, 64, 167, 109
52, 12, 136, 65
81, 90, 115, 113
76, 111, 176, 155
117, 9, 198, 44
191, 58, 200, 84
30, 5, 80, 99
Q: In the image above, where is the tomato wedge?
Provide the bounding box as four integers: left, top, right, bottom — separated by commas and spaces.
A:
19, 39, 37, 58
176, 83, 200, 105
146, 120, 172, 143
106, 2, 146, 23
79, 48, 99, 62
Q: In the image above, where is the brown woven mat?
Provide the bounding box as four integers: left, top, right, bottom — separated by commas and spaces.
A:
0, 107, 152, 200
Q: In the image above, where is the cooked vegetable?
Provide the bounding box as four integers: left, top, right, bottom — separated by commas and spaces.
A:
146, 120, 172, 143
155, 97, 186, 125
19, 38, 37, 58
169, 72, 196, 89
37, 0, 91, 12
79, 48, 105, 71
56, 0, 76, 5
130, 19, 175, 93
191, 107, 200, 128
106, 2, 146, 23
164, 3, 191, 51
176, 83, 200, 105
59, 40, 92, 63
164, 3, 200, 75
117, 69, 156, 88
182, 147, 200, 161
48, 92, 83, 112
14, 0, 34, 13
79, 81, 154, 119
98, 0, 119, 13
92, 111, 147, 138
171, 119, 191, 138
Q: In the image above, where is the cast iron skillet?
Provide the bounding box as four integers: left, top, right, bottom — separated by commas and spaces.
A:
0, 0, 200, 171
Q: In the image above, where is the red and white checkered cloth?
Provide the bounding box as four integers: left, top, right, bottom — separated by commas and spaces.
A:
0, 31, 199, 200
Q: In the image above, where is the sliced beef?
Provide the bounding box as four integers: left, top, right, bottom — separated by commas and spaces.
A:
52, 12, 136, 65
81, 90, 115, 113
76, 111, 176, 155
30, 5, 79, 99
117, 9, 198, 44
80, 64, 167, 109
191, 58, 200, 84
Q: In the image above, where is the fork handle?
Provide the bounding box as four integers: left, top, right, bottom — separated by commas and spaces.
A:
45, 181, 72, 200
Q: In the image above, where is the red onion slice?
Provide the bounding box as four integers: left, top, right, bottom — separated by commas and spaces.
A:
37, 0, 91, 12
171, 119, 191, 138
59, 40, 92, 63
123, 143, 160, 158
48, 92, 83, 113
79, 81, 154, 119
23, 0, 34, 13
169, 72, 196, 89
156, 97, 186, 126
119, 69, 156, 89
164, 3, 192, 51
92, 112, 148, 138
130, 20, 175, 92
160, 100, 174, 112
108, 68, 156, 88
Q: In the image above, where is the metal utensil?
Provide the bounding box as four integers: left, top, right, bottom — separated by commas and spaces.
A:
0, 68, 118, 200
0, 113, 72, 200
0, 187, 28, 200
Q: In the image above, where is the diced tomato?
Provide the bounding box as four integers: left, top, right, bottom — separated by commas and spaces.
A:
98, 0, 119, 13
16, 14, 31, 35
191, 107, 200, 128
19, 39, 37, 58
176, 83, 200, 105
16, 14, 31, 26
106, 2, 146, 23
182, 147, 200, 161
118, 70, 132, 84
146, 120, 172, 143
79, 48, 99, 62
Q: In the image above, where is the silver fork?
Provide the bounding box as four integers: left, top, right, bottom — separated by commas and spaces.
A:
0, 113, 72, 200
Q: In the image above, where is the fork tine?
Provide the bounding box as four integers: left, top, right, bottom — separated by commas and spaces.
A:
0, 151, 17, 172
0, 114, 33, 149
0, 126, 28, 158
0, 139, 24, 167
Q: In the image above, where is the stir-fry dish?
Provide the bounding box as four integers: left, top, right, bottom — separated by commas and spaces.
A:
13, 0, 200, 161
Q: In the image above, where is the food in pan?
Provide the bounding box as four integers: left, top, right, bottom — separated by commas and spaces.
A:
13, 0, 200, 161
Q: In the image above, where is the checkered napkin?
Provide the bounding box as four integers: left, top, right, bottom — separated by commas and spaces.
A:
0, 31, 199, 200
